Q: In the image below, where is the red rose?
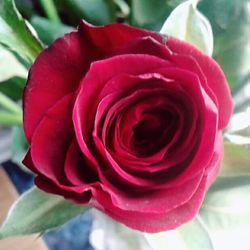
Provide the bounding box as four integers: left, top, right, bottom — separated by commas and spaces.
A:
23, 21, 233, 232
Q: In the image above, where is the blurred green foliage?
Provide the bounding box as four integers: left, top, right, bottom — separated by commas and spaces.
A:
0, 0, 249, 118
200, 0, 250, 89
5, 0, 249, 93
0, 0, 249, 127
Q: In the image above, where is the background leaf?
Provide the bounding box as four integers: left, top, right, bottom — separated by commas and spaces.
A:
200, 176, 250, 230
90, 210, 151, 250
0, 77, 25, 101
31, 15, 73, 44
0, 187, 89, 239
58, 0, 116, 25
0, 0, 43, 64
220, 141, 250, 177
10, 126, 29, 172
0, 45, 27, 82
198, 0, 247, 35
130, 0, 182, 31
145, 217, 214, 250
160, 0, 213, 55
202, 0, 250, 88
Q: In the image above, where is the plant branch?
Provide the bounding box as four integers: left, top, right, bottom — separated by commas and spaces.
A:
39, 0, 60, 23
0, 92, 22, 114
0, 111, 22, 126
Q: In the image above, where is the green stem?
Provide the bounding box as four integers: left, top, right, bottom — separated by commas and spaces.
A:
0, 111, 22, 126
39, 0, 60, 23
0, 93, 22, 114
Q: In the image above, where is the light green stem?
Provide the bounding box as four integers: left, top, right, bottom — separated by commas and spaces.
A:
0, 93, 22, 114
39, 0, 60, 23
0, 111, 22, 126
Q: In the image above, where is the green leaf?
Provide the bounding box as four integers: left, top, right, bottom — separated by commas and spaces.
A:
11, 126, 29, 172
145, 217, 214, 250
31, 16, 73, 45
212, 1, 250, 88
15, 0, 34, 19
60, 0, 115, 25
130, 0, 180, 31
90, 210, 151, 250
0, 45, 27, 82
0, 187, 89, 239
0, 111, 22, 126
220, 141, 250, 177
39, 0, 60, 23
160, 0, 213, 56
198, 0, 247, 35
233, 125, 250, 138
200, 176, 250, 230
0, 0, 43, 64
0, 92, 22, 114
232, 72, 250, 97
0, 77, 25, 101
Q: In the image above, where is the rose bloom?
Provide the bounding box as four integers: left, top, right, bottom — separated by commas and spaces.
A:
23, 21, 233, 233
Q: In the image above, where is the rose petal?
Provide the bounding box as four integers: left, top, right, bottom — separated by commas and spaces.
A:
78, 20, 163, 55
96, 170, 204, 214
73, 54, 170, 168
64, 140, 99, 186
167, 37, 233, 129
23, 31, 95, 142
30, 95, 74, 185
35, 176, 92, 203
92, 176, 207, 233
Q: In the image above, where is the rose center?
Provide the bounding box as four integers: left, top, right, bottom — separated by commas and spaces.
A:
132, 108, 176, 156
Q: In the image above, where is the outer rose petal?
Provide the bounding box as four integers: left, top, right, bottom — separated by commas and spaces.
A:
26, 20, 156, 142
91, 177, 207, 233
29, 95, 74, 185
23, 31, 97, 142
167, 37, 233, 129
35, 176, 92, 204
78, 20, 162, 54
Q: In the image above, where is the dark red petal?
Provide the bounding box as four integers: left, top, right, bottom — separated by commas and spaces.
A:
73, 54, 170, 167
96, 171, 204, 214
98, 68, 207, 184
22, 149, 39, 174
35, 176, 92, 204
23, 30, 94, 142
99, 73, 197, 170
30, 95, 74, 185
96, 86, 192, 177
114, 36, 172, 59
151, 67, 218, 184
167, 37, 233, 129
78, 20, 163, 55
168, 89, 217, 187
64, 140, 98, 186
92, 176, 207, 233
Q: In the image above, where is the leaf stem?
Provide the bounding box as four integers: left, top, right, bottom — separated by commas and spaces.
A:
39, 0, 60, 23
0, 111, 22, 126
0, 92, 22, 114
